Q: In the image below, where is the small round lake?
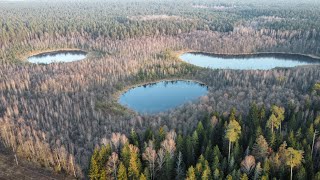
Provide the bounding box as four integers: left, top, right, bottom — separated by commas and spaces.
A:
180, 52, 320, 70
27, 50, 87, 64
119, 80, 208, 114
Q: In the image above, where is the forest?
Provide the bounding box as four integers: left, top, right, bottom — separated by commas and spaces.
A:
89, 106, 320, 180
0, 0, 320, 179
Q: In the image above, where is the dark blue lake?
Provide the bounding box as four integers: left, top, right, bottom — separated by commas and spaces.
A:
180, 53, 320, 70
27, 51, 87, 64
119, 80, 208, 114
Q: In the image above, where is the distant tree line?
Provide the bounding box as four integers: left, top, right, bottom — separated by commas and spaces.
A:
1, 0, 320, 62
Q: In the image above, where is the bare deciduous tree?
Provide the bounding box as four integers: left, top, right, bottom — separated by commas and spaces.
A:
241, 155, 256, 175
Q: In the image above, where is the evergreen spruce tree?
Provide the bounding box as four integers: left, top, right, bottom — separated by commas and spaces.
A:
117, 162, 128, 180
128, 150, 141, 179
240, 173, 249, 180
201, 167, 211, 180
252, 135, 269, 162
213, 168, 220, 180
186, 166, 196, 180
296, 166, 306, 180
89, 149, 100, 180
121, 143, 131, 168
226, 174, 233, 180
164, 153, 174, 180
130, 129, 140, 148
139, 173, 147, 180
253, 162, 262, 180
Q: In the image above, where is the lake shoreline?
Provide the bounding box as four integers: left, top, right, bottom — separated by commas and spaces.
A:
114, 78, 208, 114
176, 49, 320, 70
20, 48, 88, 62
113, 78, 207, 106
174, 49, 320, 61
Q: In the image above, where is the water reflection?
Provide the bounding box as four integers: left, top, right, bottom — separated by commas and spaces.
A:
27, 50, 87, 64
119, 80, 208, 114
180, 52, 320, 70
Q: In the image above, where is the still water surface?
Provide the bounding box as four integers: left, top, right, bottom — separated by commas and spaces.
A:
180, 53, 320, 70
119, 80, 208, 114
27, 51, 87, 64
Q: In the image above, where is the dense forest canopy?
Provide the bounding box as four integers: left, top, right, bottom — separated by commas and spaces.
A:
0, 0, 320, 179
1, 0, 320, 62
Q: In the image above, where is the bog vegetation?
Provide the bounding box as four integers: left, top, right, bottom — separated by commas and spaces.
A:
0, 0, 320, 179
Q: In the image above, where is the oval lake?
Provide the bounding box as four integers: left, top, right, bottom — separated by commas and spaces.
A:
119, 80, 208, 114
27, 50, 87, 64
180, 52, 320, 70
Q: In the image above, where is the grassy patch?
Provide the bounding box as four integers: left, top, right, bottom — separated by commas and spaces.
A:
157, 49, 177, 60
95, 100, 129, 115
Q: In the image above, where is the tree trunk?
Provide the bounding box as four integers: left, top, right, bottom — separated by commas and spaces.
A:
70, 155, 76, 177
312, 130, 317, 157
114, 166, 117, 180
290, 153, 293, 180
290, 165, 293, 180
228, 140, 231, 162
14, 153, 18, 165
